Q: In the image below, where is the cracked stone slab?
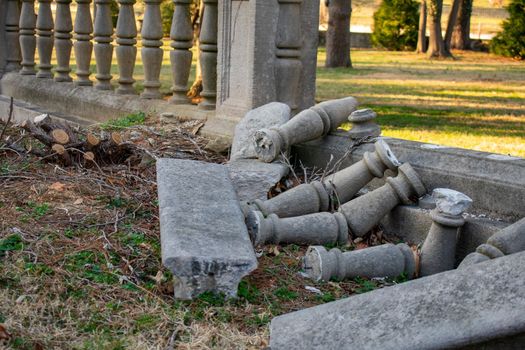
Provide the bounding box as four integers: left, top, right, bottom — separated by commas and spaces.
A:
432, 188, 473, 216
156, 158, 257, 300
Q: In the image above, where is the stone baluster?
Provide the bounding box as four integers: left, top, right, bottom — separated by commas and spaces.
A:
198, 0, 218, 109
140, 0, 163, 99
116, 0, 138, 94
5, 0, 22, 72
303, 244, 416, 282
419, 189, 472, 276
247, 211, 348, 247
169, 0, 193, 104
36, 0, 54, 78
348, 109, 382, 140
253, 139, 400, 218
19, 0, 37, 75
94, 0, 114, 90
274, 0, 302, 110
339, 163, 426, 237
54, 0, 74, 82
74, 0, 94, 86
254, 97, 359, 163
458, 217, 525, 269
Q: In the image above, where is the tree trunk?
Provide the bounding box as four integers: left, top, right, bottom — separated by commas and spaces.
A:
325, 0, 352, 68
416, 0, 427, 53
427, 0, 451, 58
444, 0, 461, 53
451, 0, 472, 49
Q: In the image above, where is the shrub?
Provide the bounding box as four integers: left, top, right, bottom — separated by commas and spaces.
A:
490, 0, 525, 59
161, 0, 175, 37
372, 0, 420, 51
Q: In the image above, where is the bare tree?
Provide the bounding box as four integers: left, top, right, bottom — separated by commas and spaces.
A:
427, 0, 451, 58
451, 0, 473, 49
416, 0, 427, 53
325, 0, 352, 68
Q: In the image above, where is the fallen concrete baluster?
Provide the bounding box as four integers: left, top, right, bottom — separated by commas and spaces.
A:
348, 108, 381, 140
253, 96, 359, 163
302, 243, 416, 282
246, 211, 348, 247
252, 139, 400, 218
339, 163, 426, 237
419, 188, 473, 276
458, 216, 525, 269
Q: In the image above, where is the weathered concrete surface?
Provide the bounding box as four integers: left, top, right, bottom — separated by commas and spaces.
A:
347, 108, 381, 140
156, 158, 257, 299
270, 251, 525, 349
293, 133, 525, 220
0, 0, 7, 83
230, 102, 290, 161
227, 160, 288, 202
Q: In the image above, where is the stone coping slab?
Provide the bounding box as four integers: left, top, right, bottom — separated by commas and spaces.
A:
270, 251, 525, 349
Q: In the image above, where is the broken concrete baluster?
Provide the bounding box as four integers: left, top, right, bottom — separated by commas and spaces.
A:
19, 0, 37, 75
74, 0, 94, 86
458, 217, 525, 269
246, 211, 348, 247
419, 188, 473, 277
348, 108, 381, 140
54, 0, 73, 82
339, 163, 426, 237
302, 243, 416, 282
253, 139, 400, 218
36, 0, 54, 78
253, 96, 359, 163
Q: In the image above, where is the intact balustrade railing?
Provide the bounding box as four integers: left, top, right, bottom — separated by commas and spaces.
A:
4, 0, 217, 110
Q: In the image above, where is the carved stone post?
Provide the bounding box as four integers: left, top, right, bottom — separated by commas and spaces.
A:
94, 0, 114, 90
19, 0, 37, 75
458, 217, 525, 269
339, 163, 426, 237
74, 0, 94, 86
348, 109, 382, 140
140, 0, 163, 99
275, 0, 302, 110
54, 0, 74, 82
254, 97, 359, 163
303, 244, 416, 282
419, 189, 472, 276
169, 0, 193, 104
247, 211, 348, 247
36, 0, 54, 78
116, 0, 138, 94
252, 139, 400, 218
198, 0, 218, 109
5, 0, 22, 72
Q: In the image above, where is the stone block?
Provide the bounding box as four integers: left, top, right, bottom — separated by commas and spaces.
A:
156, 158, 257, 300
270, 251, 525, 349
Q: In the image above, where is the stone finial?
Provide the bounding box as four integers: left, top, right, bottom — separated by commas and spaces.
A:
302, 244, 416, 282
36, 0, 54, 78
140, 0, 163, 99
419, 188, 472, 277
169, 0, 193, 104
246, 211, 348, 247
74, 0, 94, 86
198, 0, 218, 109
252, 139, 400, 218
339, 163, 426, 237
253, 96, 359, 163
54, 0, 74, 82
458, 217, 525, 269
19, 0, 37, 75
116, 0, 138, 94
348, 109, 381, 140
94, 0, 114, 90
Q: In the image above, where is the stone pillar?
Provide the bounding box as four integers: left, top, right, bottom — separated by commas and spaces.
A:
254, 96, 359, 163
54, 0, 74, 82
348, 109, 381, 140
5, 0, 22, 72
458, 217, 525, 269
36, 0, 54, 78
94, 0, 114, 90
419, 188, 472, 277
140, 0, 163, 99
74, 0, 94, 86
252, 139, 400, 218
0, 0, 6, 78
303, 244, 416, 282
247, 211, 348, 247
19, 0, 37, 75
275, 0, 302, 110
198, 0, 218, 110
116, 0, 138, 94
169, 0, 193, 104
339, 163, 426, 237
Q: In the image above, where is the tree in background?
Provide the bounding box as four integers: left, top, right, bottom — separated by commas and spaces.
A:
325, 0, 352, 68
490, 0, 525, 59
444, 0, 461, 53
416, 0, 427, 53
427, 0, 451, 57
451, 0, 473, 49
372, 0, 419, 51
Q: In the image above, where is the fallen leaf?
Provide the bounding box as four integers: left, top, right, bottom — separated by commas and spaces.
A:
73, 198, 83, 205
191, 122, 204, 136
0, 324, 11, 341
48, 182, 66, 191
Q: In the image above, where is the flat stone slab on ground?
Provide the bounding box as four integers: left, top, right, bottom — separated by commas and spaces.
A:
156, 158, 257, 300
270, 251, 525, 349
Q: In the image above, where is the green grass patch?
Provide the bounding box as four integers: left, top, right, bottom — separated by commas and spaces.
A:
100, 111, 146, 130
0, 234, 24, 257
